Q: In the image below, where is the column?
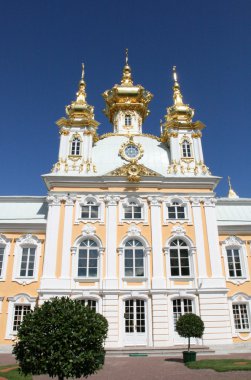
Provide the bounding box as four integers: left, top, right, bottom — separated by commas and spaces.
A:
60, 195, 75, 279
41, 195, 61, 280
203, 198, 224, 281
103, 195, 120, 289
148, 196, 165, 288
190, 197, 207, 279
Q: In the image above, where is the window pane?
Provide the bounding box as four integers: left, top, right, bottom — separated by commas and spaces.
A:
90, 206, 99, 219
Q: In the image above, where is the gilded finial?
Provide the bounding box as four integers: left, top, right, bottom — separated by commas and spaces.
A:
125, 48, 129, 65
121, 49, 133, 86
172, 66, 183, 105
81, 63, 85, 81
173, 66, 178, 83
228, 176, 239, 198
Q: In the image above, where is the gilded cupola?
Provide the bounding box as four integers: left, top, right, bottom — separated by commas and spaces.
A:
165, 66, 194, 124
56, 64, 99, 129
102, 50, 153, 133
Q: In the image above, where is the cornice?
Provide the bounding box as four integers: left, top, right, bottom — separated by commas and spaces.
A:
0, 222, 47, 232
0, 196, 46, 202
217, 197, 251, 205
218, 225, 251, 234
42, 173, 221, 191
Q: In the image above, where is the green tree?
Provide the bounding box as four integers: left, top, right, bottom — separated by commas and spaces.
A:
13, 297, 108, 380
175, 313, 204, 352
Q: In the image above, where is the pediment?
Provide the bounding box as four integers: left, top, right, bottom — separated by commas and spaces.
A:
105, 162, 162, 182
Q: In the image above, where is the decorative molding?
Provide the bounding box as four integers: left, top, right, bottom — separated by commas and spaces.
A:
16, 234, 41, 246
171, 225, 186, 236
127, 223, 141, 237
0, 234, 10, 245
203, 197, 217, 207
109, 162, 158, 182
148, 196, 162, 207
46, 195, 61, 206
82, 224, 96, 236
104, 195, 120, 206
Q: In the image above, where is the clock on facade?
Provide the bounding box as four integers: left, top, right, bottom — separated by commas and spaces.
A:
124, 144, 139, 159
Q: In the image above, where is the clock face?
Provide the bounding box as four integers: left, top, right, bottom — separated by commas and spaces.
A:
124, 144, 139, 159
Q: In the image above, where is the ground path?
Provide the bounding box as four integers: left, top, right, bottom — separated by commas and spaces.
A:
1, 353, 251, 379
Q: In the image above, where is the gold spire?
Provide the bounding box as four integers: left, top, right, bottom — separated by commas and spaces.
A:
56, 64, 99, 129
121, 48, 134, 86
172, 66, 184, 105
162, 66, 195, 124
228, 176, 239, 198
75, 63, 87, 104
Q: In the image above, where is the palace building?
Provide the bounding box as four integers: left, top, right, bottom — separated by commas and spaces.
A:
0, 55, 251, 349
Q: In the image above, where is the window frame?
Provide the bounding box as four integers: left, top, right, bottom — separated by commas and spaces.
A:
120, 197, 147, 224
181, 139, 192, 158
69, 134, 82, 158
124, 239, 145, 278
72, 235, 104, 283
6, 293, 36, 338
76, 195, 104, 224
78, 299, 97, 312
125, 114, 132, 126
232, 303, 250, 332
0, 234, 11, 281
169, 239, 191, 277
163, 197, 191, 225
12, 235, 41, 284
221, 236, 249, 285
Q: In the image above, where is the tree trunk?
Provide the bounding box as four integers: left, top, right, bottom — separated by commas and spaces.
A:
58, 376, 64, 380
188, 337, 190, 352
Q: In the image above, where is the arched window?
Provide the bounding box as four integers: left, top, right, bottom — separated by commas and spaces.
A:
71, 137, 81, 156
78, 239, 99, 278
182, 140, 192, 158
124, 201, 142, 220
125, 114, 132, 126
81, 200, 99, 219
170, 239, 190, 277
168, 201, 185, 219
173, 298, 193, 329
78, 299, 97, 312
124, 239, 144, 277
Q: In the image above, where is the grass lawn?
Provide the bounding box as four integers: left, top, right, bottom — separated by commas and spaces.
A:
186, 359, 251, 372
0, 365, 32, 380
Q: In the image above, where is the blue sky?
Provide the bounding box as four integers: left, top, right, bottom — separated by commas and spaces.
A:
0, 0, 251, 197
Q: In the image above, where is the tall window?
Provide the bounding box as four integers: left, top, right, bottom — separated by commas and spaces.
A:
0, 247, 5, 277
173, 298, 193, 330
78, 239, 98, 278
168, 202, 185, 219
124, 239, 144, 277
182, 140, 192, 158
20, 247, 36, 277
13, 305, 31, 332
170, 239, 190, 277
124, 201, 142, 219
227, 248, 242, 277
125, 114, 132, 126
79, 299, 97, 312
71, 137, 81, 156
81, 201, 99, 219
232, 304, 250, 331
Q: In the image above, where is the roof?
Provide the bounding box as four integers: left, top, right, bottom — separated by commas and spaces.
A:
92, 135, 170, 177
216, 198, 251, 232
0, 197, 48, 224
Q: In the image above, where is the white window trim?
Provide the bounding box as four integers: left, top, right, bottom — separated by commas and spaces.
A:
168, 293, 200, 344
228, 293, 251, 339
118, 230, 151, 288
69, 133, 82, 158
164, 229, 196, 286
12, 235, 41, 285
71, 233, 104, 287
0, 234, 11, 281
119, 197, 148, 224
6, 293, 36, 339
71, 294, 102, 313
75, 195, 104, 224
221, 236, 249, 285
163, 196, 192, 225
